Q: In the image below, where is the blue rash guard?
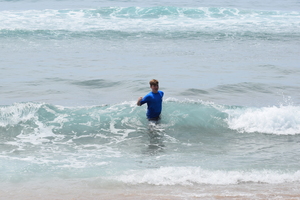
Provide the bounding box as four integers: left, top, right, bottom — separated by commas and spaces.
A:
140, 91, 164, 119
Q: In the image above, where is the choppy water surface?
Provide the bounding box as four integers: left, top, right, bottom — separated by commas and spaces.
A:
1, 0, 300, 199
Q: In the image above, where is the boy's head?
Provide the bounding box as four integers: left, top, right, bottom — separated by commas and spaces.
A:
149, 79, 159, 86
149, 79, 159, 93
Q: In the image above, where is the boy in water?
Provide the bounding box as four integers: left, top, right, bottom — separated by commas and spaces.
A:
137, 79, 164, 121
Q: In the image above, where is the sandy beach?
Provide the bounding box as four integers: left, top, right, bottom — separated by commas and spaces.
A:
1, 179, 300, 200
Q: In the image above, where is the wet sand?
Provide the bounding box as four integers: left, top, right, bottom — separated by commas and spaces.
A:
1, 179, 300, 200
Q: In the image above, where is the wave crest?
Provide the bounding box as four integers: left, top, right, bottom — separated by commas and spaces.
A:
1, 101, 300, 140
1, 6, 299, 40
224, 105, 300, 135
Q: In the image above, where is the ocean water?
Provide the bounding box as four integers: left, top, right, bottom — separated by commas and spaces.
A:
1, 0, 300, 199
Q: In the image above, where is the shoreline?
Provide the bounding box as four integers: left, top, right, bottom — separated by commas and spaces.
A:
1, 179, 300, 200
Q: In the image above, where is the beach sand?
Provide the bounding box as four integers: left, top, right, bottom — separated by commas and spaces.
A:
1, 179, 300, 200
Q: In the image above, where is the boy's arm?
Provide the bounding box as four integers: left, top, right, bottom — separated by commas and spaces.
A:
137, 97, 143, 106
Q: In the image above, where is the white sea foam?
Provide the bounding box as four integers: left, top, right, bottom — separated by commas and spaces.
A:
224, 105, 300, 135
0, 102, 42, 127
116, 167, 300, 185
0, 7, 298, 33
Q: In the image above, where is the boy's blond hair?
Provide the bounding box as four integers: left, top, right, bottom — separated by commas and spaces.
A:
149, 79, 159, 86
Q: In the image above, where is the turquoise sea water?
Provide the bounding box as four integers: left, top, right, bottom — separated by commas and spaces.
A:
1, 0, 300, 199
